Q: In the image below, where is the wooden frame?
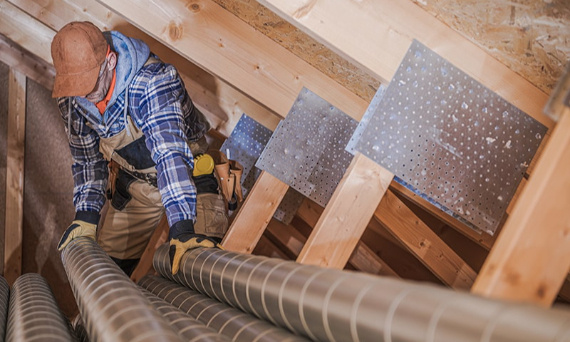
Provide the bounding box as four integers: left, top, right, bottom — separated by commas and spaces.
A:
4, 68, 26, 284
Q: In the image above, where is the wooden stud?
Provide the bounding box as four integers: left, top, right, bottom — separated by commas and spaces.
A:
4, 68, 26, 284
221, 171, 289, 253
390, 182, 496, 251
130, 215, 169, 283
257, 0, 553, 129
374, 190, 477, 290
95, 0, 368, 121
0, 34, 55, 90
297, 153, 393, 268
4, 0, 280, 137
472, 107, 570, 307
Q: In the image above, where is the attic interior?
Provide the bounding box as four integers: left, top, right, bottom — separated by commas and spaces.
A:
1, 0, 570, 341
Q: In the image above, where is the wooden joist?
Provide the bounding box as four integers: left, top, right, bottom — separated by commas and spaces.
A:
4, 68, 26, 284
130, 215, 169, 283
256, 0, 553, 129
472, 107, 570, 307
5, 0, 279, 137
297, 153, 393, 268
266, 217, 399, 277
0, 34, 55, 90
221, 171, 289, 253
375, 190, 477, 290
95, 0, 368, 121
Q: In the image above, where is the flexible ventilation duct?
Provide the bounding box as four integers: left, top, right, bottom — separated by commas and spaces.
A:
60, 237, 183, 342
153, 245, 570, 342
139, 286, 230, 342
0, 276, 9, 340
6, 273, 73, 341
139, 275, 309, 342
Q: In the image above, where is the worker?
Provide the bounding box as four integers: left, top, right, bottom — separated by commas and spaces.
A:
51, 21, 227, 276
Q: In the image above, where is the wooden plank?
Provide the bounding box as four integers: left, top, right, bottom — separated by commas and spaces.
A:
0, 34, 55, 90
389, 182, 496, 250
7, 0, 280, 137
265, 219, 305, 257
4, 68, 26, 285
130, 215, 169, 283
257, 0, 553, 129
252, 235, 289, 260
221, 171, 289, 253
297, 153, 393, 268
349, 242, 399, 278
472, 107, 570, 307
375, 190, 477, 290
0, 0, 54, 64
95, 0, 368, 121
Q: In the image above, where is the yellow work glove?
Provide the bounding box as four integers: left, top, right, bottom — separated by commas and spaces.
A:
57, 220, 97, 251
169, 233, 222, 275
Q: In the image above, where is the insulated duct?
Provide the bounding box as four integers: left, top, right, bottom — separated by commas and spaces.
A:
139, 275, 309, 342
6, 273, 73, 341
60, 237, 183, 342
139, 287, 230, 342
0, 275, 9, 340
153, 245, 570, 342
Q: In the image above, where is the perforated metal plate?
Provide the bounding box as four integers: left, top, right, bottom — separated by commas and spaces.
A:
350, 40, 547, 235
220, 114, 304, 225
256, 88, 358, 207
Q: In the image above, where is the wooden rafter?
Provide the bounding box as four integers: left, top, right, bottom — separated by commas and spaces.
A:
0, 34, 55, 90
472, 107, 570, 306
5, 0, 279, 137
4, 68, 26, 284
297, 153, 392, 268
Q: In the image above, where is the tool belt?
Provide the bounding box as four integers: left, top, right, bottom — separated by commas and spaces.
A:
122, 168, 158, 187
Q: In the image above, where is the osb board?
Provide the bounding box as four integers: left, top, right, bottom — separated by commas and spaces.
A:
22, 79, 77, 318
411, 0, 569, 94
214, 0, 568, 98
0, 61, 8, 274
211, 0, 382, 102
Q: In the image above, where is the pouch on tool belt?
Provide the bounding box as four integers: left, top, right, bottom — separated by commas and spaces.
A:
209, 150, 244, 211
193, 156, 229, 238
110, 169, 137, 211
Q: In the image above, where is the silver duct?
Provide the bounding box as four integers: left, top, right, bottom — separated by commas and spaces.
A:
139, 275, 309, 342
153, 245, 570, 342
60, 237, 183, 342
6, 273, 73, 341
139, 286, 230, 342
0, 276, 9, 340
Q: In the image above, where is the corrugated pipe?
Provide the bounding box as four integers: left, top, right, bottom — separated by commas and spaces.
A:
60, 237, 183, 342
153, 245, 570, 342
6, 273, 73, 341
139, 275, 309, 342
139, 286, 230, 342
0, 275, 9, 340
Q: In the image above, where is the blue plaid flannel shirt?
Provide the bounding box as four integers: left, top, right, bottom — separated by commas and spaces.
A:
57, 62, 207, 227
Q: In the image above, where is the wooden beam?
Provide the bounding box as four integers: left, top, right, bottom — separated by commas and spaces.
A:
256, 0, 553, 129
296, 153, 393, 268
294, 200, 399, 277
6, 0, 280, 136
0, 0, 54, 64
267, 217, 399, 277
389, 182, 496, 251
472, 107, 570, 307
95, 0, 368, 121
375, 190, 477, 290
221, 171, 289, 253
130, 215, 169, 283
253, 235, 290, 260
4, 68, 26, 285
0, 34, 55, 90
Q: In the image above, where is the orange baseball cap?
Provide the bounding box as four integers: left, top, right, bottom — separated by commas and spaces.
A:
51, 21, 108, 98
